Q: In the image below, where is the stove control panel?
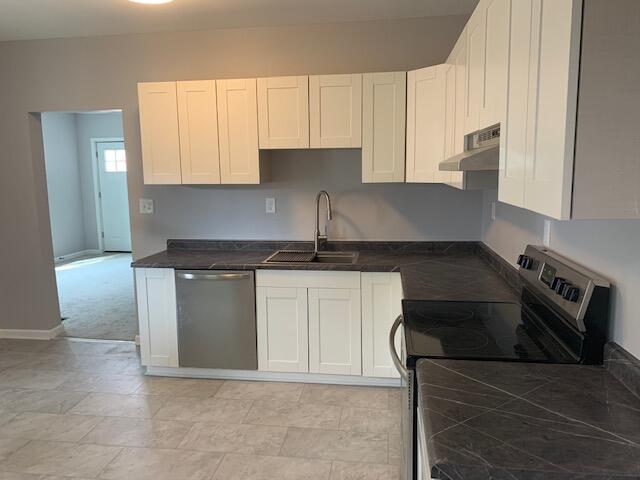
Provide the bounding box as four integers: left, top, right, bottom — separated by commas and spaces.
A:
517, 246, 610, 331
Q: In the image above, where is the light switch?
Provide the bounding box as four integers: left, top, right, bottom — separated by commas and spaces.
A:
139, 198, 154, 214
265, 197, 276, 214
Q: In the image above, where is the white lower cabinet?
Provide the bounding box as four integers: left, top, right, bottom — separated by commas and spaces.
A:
256, 286, 309, 373
134, 268, 179, 368
361, 273, 403, 378
308, 288, 362, 375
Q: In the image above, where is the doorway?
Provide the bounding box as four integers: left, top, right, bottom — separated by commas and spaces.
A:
41, 110, 137, 341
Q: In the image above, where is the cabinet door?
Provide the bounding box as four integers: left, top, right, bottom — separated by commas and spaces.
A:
138, 82, 182, 184
309, 74, 362, 148
256, 286, 309, 373
406, 65, 447, 183
479, 0, 511, 129
135, 268, 179, 368
523, 0, 581, 219
362, 72, 406, 183
217, 78, 260, 184
257, 76, 309, 149
450, 33, 468, 190
308, 288, 361, 376
361, 273, 403, 378
177, 80, 221, 184
464, 5, 486, 134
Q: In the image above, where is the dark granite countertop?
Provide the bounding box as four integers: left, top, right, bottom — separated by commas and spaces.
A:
416, 357, 640, 479
131, 240, 519, 302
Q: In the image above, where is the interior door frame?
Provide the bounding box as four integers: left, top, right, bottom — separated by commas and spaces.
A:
90, 137, 126, 253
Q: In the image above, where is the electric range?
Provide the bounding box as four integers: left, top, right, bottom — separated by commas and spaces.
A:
390, 245, 611, 480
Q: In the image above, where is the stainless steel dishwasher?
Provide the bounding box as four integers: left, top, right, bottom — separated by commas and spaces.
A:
175, 270, 257, 370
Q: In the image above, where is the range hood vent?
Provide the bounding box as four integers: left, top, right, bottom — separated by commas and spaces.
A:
439, 124, 500, 172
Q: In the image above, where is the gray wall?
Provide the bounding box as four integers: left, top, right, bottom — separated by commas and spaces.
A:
74, 112, 125, 249
0, 15, 470, 331
42, 112, 86, 258
482, 190, 640, 359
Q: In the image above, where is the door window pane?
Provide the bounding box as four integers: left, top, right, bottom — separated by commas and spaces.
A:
104, 149, 127, 172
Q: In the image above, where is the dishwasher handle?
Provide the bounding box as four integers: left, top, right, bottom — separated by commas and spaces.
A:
176, 272, 251, 281
389, 314, 408, 380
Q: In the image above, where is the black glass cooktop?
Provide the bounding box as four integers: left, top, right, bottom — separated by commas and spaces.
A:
402, 300, 579, 367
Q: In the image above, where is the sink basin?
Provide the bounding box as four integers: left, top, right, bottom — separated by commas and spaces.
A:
264, 250, 359, 264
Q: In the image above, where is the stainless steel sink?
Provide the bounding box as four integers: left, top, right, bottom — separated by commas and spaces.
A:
264, 250, 359, 264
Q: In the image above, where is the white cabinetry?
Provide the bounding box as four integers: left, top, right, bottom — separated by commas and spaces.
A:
176, 80, 221, 184
406, 65, 448, 183
256, 286, 309, 373
138, 82, 182, 185
309, 74, 362, 148
217, 78, 260, 184
444, 34, 467, 189
362, 72, 406, 183
257, 76, 309, 149
499, 0, 582, 219
309, 288, 361, 375
134, 268, 179, 368
464, 6, 486, 134
361, 273, 403, 378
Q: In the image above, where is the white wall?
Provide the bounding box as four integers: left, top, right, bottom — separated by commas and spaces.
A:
41, 112, 86, 258
74, 111, 124, 249
482, 189, 640, 358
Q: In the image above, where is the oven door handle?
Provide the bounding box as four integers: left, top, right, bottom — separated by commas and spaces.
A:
389, 314, 408, 380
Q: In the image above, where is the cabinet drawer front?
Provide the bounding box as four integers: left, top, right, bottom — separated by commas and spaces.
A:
255, 270, 360, 289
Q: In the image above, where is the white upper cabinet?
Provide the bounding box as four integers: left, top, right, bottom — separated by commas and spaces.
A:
406, 65, 448, 183
464, 6, 486, 134
138, 82, 182, 185
500, 0, 582, 219
309, 74, 362, 148
216, 78, 260, 184
362, 72, 406, 183
257, 76, 309, 149
479, 0, 511, 129
447, 33, 468, 190
308, 288, 362, 376
176, 80, 221, 185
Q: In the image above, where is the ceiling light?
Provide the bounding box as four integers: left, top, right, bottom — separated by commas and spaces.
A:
129, 0, 174, 4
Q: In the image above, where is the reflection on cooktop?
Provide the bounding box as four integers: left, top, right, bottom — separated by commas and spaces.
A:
402, 300, 576, 363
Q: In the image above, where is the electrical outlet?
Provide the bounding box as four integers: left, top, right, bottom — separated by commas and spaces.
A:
139, 198, 154, 214
266, 197, 276, 214
491, 201, 497, 221
543, 220, 551, 247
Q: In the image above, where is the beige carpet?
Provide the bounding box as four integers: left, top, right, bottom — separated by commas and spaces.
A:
55, 253, 138, 341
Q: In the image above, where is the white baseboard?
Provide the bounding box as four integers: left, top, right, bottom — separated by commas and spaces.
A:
0, 324, 64, 340
54, 249, 102, 264
145, 366, 401, 388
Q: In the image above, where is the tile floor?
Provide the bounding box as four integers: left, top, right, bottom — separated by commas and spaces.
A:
0, 337, 401, 479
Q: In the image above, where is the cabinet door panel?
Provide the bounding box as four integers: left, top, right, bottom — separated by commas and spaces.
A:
406, 65, 446, 183
135, 268, 178, 368
217, 78, 260, 184
362, 72, 406, 183
177, 80, 221, 184
309, 74, 362, 148
256, 287, 308, 373
257, 76, 309, 149
464, 7, 486, 134
361, 273, 403, 378
138, 82, 182, 184
308, 288, 361, 376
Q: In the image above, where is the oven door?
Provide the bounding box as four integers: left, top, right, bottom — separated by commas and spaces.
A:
390, 315, 415, 480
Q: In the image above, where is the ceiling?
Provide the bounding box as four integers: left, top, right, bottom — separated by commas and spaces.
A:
0, 0, 478, 42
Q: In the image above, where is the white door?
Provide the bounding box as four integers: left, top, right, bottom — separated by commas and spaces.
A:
308, 288, 361, 376
362, 72, 406, 183
406, 65, 447, 183
309, 74, 362, 148
257, 76, 309, 149
256, 286, 309, 373
96, 141, 131, 252
137, 82, 182, 184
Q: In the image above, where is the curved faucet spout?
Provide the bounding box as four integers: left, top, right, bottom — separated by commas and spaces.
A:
314, 191, 332, 253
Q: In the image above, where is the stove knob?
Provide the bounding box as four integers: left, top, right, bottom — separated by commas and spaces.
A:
555, 280, 570, 295
550, 277, 565, 291
517, 255, 535, 270
562, 286, 580, 302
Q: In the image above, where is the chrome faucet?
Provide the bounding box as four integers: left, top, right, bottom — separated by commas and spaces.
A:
314, 191, 332, 253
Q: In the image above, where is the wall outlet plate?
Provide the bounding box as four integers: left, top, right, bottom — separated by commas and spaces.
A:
139, 198, 154, 214
266, 197, 276, 214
